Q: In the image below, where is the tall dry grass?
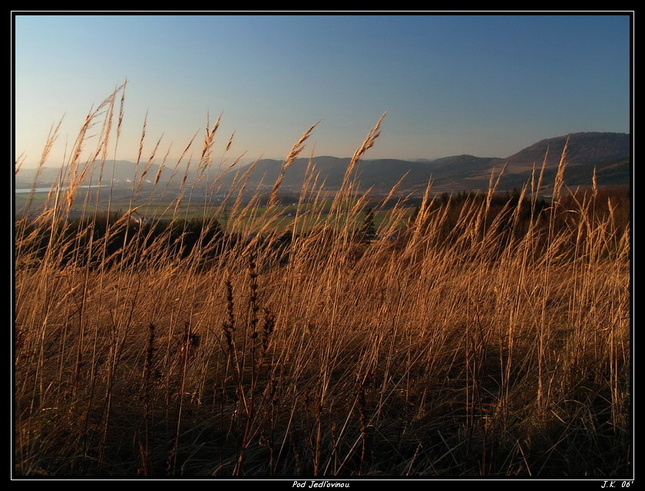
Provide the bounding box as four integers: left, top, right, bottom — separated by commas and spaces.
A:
13, 85, 631, 478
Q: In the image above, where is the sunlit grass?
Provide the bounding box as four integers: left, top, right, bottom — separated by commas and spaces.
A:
13, 84, 631, 478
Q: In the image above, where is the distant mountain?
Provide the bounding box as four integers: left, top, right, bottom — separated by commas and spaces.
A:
505, 132, 630, 170
220, 132, 630, 194
15, 132, 630, 196
498, 132, 631, 191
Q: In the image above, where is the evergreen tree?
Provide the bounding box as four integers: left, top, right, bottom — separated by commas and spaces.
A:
359, 207, 376, 244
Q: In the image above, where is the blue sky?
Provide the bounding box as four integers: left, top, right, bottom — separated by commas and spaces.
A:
13, 12, 632, 168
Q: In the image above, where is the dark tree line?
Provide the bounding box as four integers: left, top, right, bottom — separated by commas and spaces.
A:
15, 186, 629, 270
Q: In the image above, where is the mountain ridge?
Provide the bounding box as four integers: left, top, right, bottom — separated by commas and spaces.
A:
221, 131, 630, 194
15, 132, 630, 195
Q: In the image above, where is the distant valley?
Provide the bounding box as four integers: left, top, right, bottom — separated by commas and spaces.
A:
15, 132, 630, 197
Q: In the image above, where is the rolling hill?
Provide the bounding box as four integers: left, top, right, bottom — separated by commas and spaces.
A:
217, 132, 630, 195
15, 132, 630, 196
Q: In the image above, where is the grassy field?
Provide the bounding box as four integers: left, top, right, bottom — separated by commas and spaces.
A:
13, 85, 632, 478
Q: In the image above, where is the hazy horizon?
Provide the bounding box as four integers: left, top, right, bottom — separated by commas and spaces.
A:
13, 12, 632, 169
12, 128, 633, 173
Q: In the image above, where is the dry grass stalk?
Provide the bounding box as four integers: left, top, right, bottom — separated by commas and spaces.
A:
13, 92, 631, 478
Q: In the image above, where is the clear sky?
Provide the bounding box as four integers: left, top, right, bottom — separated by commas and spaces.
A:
12, 11, 632, 168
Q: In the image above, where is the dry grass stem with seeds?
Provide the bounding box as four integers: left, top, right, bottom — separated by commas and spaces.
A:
14, 85, 631, 478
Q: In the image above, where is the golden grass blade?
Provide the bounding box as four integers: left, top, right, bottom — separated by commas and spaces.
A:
267, 122, 318, 209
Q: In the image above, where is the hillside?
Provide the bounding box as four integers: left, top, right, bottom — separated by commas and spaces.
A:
219, 132, 630, 194
15, 132, 630, 196
505, 132, 630, 170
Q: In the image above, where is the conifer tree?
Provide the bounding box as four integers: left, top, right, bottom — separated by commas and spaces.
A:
359, 207, 376, 244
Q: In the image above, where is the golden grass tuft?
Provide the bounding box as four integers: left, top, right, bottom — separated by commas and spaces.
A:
13, 88, 631, 478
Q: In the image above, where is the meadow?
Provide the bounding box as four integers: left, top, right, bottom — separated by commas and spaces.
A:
13, 85, 631, 478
